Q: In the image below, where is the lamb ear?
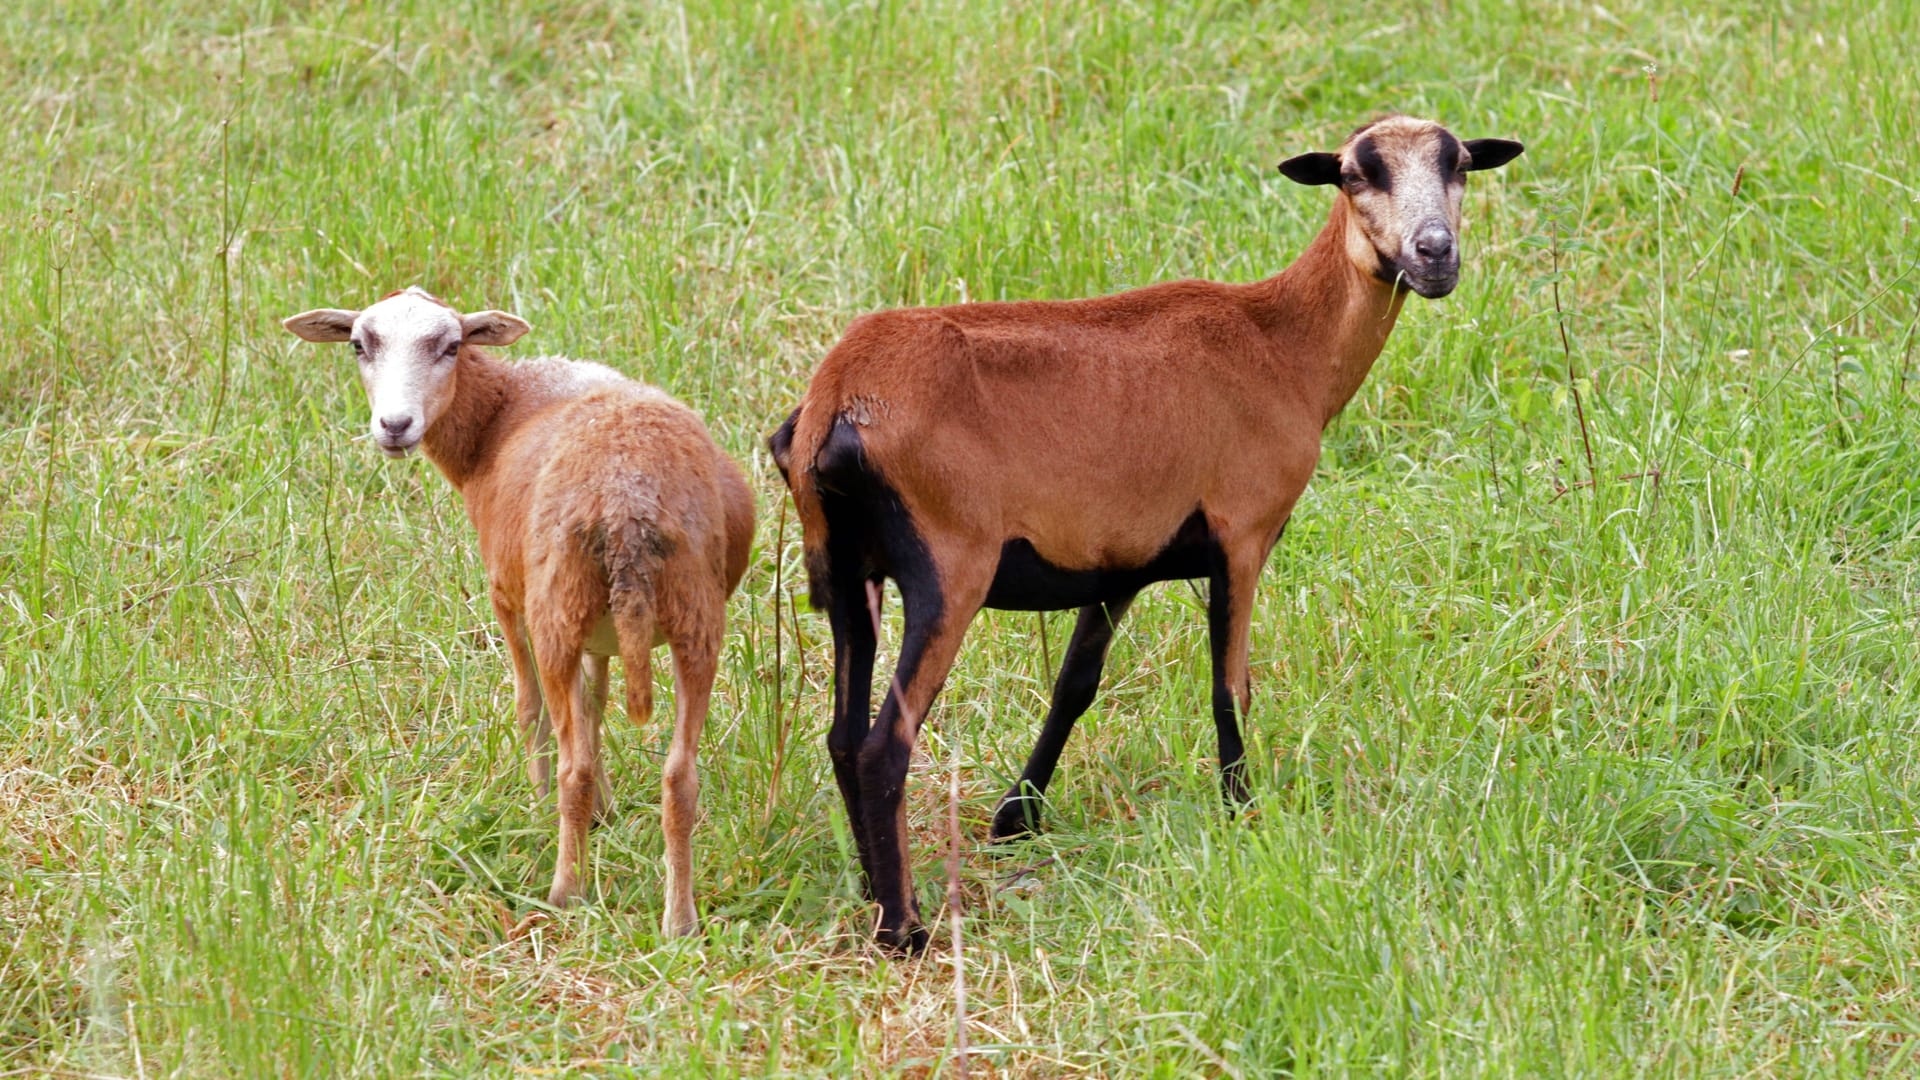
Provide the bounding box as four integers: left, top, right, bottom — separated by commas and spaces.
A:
282, 308, 359, 342
1277, 152, 1342, 186
460, 310, 531, 346
1463, 139, 1525, 172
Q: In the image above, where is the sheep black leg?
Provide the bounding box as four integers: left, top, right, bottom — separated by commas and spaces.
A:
1207, 551, 1254, 808
857, 553, 989, 955
991, 594, 1136, 841
825, 561, 881, 900
858, 580, 941, 955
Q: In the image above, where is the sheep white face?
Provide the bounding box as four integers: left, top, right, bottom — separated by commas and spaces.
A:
349, 290, 467, 456
282, 287, 530, 458
1278, 117, 1524, 299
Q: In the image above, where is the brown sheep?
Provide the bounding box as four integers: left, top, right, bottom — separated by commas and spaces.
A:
284, 287, 754, 936
770, 116, 1524, 952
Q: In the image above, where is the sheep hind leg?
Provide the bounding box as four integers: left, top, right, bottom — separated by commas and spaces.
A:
991, 593, 1136, 841
815, 487, 880, 899
859, 552, 992, 955
825, 563, 881, 901
654, 593, 718, 940
581, 654, 615, 824
531, 626, 596, 908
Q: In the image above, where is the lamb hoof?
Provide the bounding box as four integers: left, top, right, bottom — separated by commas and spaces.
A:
663, 908, 700, 940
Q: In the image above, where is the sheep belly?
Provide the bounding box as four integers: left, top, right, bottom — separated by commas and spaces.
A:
983, 509, 1216, 611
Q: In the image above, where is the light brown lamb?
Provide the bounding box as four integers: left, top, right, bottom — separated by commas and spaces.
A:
285, 287, 754, 936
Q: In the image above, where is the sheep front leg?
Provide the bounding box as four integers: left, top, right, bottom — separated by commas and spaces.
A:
492, 600, 553, 798
992, 592, 1136, 841
1206, 534, 1270, 808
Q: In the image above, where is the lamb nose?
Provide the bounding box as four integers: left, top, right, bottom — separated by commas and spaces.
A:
1415, 226, 1454, 260
380, 414, 413, 435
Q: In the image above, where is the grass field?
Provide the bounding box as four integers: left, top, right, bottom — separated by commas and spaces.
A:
4, 0, 1919, 1074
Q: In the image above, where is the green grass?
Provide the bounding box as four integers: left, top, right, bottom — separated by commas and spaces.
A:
4, 0, 1918, 1074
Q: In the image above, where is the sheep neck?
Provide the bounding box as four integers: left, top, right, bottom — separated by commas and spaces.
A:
420, 348, 514, 493
1252, 195, 1409, 428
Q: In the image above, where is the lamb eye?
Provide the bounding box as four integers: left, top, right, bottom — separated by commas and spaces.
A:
351, 340, 367, 357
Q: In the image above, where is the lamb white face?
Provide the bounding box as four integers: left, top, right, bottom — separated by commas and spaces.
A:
350, 289, 466, 456
282, 287, 531, 458
1278, 116, 1525, 298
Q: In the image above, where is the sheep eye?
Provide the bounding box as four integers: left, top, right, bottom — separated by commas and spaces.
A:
441, 341, 461, 360
350, 340, 366, 357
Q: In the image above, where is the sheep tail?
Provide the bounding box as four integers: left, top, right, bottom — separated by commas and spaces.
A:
769, 393, 841, 610
611, 601, 654, 731
601, 520, 661, 725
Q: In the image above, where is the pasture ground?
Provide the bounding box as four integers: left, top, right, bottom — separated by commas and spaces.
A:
4, 1, 1918, 1075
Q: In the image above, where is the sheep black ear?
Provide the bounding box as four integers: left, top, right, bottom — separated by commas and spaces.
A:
282, 308, 358, 343
1463, 139, 1525, 172
1278, 152, 1342, 186
460, 310, 531, 346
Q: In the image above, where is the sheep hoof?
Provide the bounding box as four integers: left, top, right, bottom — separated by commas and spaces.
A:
547, 883, 585, 909
875, 921, 930, 956
990, 801, 1042, 843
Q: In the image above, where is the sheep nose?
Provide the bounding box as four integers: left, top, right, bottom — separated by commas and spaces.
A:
1414, 224, 1454, 260
379, 414, 414, 436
